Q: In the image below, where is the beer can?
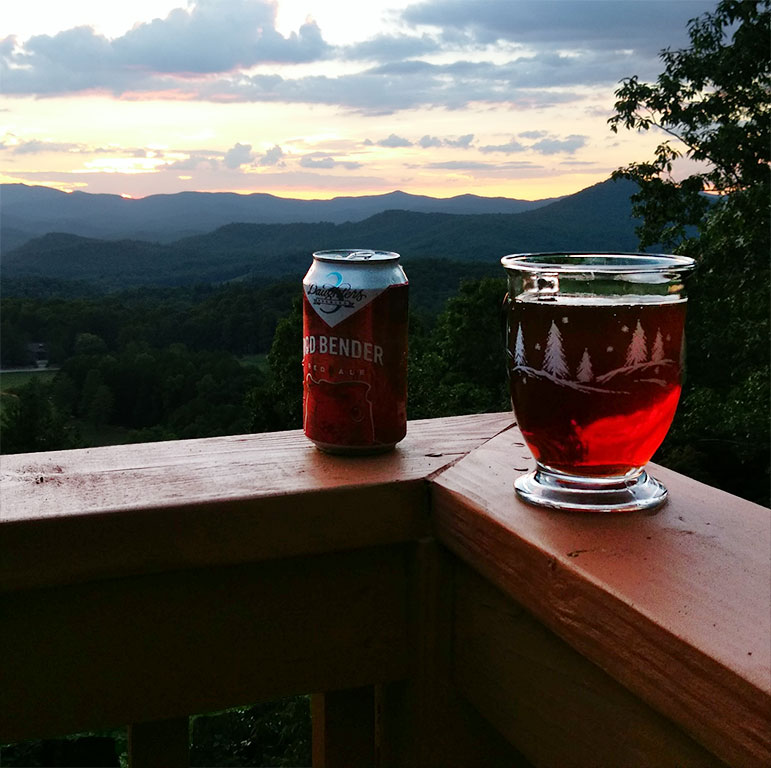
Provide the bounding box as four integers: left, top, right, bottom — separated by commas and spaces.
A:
302, 249, 408, 454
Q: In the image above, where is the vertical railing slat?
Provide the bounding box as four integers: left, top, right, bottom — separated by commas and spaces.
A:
312, 687, 375, 768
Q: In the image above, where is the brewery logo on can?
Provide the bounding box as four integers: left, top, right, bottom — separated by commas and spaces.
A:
302, 249, 408, 454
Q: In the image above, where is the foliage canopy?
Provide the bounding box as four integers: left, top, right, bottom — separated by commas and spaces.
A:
609, 0, 770, 504
609, 0, 770, 248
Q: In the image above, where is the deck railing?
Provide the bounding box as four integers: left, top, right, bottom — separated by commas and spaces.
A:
1, 413, 769, 767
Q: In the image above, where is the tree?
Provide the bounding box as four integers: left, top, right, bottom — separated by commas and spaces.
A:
408, 278, 509, 419
250, 296, 304, 432
542, 321, 569, 379
609, 0, 770, 250
513, 323, 527, 367
609, 0, 770, 505
651, 330, 666, 363
0, 378, 79, 454
576, 349, 594, 383
624, 321, 648, 367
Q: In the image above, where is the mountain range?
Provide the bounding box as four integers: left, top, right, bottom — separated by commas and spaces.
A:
1, 177, 643, 290
1, 183, 561, 252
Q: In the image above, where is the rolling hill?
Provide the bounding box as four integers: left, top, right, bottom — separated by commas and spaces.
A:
0, 183, 560, 251
1, 178, 642, 290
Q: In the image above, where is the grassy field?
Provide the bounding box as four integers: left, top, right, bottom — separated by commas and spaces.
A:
0, 369, 59, 418
0, 369, 58, 390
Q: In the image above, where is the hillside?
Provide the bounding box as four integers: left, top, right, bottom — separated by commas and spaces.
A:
1, 178, 642, 289
0, 184, 560, 249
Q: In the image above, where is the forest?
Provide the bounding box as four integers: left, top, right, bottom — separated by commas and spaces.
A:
2, 247, 768, 507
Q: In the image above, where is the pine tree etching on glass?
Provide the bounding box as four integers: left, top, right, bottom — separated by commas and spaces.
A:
543, 320, 569, 379
514, 323, 527, 367
624, 320, 648, 367
651, 329, 665, 363
576, 348, 593, 382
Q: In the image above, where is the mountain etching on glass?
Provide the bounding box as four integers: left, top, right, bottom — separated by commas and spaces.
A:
509, 318, 680, 394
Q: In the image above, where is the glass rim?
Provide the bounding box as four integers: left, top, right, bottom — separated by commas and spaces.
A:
500, 251, 695, 274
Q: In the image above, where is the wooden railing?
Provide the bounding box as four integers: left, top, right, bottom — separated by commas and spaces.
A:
1, 413, 769, 767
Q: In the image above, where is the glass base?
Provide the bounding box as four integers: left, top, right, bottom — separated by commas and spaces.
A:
514, 465, 667, 513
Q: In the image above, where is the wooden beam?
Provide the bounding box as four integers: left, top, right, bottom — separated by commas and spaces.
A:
312, 687, 375, 768
375, 541, 526, 767
0, 414, 513, 593
0, 546, 411, 743
454, 561, 728, 768
431, 425, 771, 768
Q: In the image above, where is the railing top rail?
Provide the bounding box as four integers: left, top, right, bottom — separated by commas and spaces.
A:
432, 425, 771, 767
0, 413, 512, 592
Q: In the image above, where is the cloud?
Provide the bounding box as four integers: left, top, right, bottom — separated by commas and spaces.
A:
0, 0, 717, 114
445, 133, 474, 149
345, 33, 439, 61
480, 139, 526, 154
425, 160, 492, 170
224, 142, 254, 168
299, 153, 362, 170
418, 133, 474, 149
403, 0, 714, 51
480, 132, 588, 155
197, 55, 609, 113
3, 138, 83, 154
162, 153, 219, 172
257, 145, 285, 167
1, 0, 331, 95
531, 134, 587, 154
377, 134, 412, 148
421, 159, 543, 173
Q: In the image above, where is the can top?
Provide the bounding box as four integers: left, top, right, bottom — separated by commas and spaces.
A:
313, 249, 400, 263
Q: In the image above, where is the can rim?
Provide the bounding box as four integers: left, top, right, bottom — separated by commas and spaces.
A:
500, 251, 695, 274
313, 249, 401, 263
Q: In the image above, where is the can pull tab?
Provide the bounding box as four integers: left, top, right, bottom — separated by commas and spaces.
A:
525, 272, 560, 298
346, 250, 376, 260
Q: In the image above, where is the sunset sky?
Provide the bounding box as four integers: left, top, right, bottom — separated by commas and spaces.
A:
1, 0, 715, 200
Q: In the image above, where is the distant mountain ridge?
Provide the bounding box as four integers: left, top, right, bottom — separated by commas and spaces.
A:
0, 183, 561, 252
1, 178, 644, 290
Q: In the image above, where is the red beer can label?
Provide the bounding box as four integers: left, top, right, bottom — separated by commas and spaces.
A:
302, 249, 408, 453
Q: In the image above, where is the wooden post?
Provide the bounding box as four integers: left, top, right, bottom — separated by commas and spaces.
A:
128, 717, 189, 768
312, 687, 375, 768
375, 540, 523, 767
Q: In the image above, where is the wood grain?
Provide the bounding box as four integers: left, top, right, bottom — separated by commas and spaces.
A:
0, 546, 411, 743
375, 541, 524, 768
312, 687, 375, 768
0, 413, 513, 592
454, 561, 728, 768
431, 424, 771, 768
3, 411, 768, 767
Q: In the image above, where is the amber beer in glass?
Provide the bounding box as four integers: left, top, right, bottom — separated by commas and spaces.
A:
501, 253, 695, 512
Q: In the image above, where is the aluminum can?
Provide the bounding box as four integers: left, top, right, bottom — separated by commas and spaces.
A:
302, 249, 408, 453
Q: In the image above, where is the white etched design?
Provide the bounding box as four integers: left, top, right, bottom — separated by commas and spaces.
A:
511, 319, 678, 394
651, 329, 665, 363
514, 323, 527, 367
576, 349, 593, 383
543, 320, 569, 379
624, 320, 648, 367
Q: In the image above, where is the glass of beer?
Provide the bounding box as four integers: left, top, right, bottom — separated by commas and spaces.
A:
501, 252, 695, 512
